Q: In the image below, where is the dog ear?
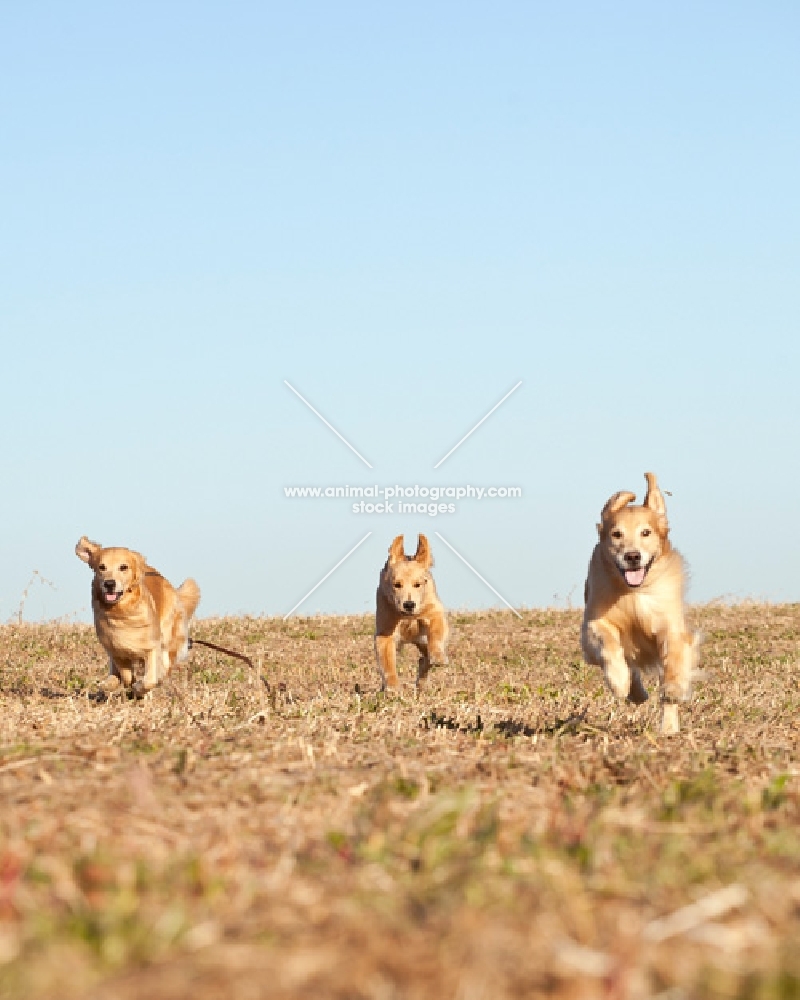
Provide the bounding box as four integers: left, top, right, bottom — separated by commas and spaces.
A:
414, 534, 433, 569
132, 552, 147, 581
600, 491, 636, 523
643, 472, 667, 515
75, 536, 101, 567
388, 536, 405, 564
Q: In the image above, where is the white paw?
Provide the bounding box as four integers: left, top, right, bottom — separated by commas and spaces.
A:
604, 661, 631, 700
132, 681, 152, 699
661, 703, 680, 735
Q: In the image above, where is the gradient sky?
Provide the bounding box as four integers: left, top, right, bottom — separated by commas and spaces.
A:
2, 2, 799, 621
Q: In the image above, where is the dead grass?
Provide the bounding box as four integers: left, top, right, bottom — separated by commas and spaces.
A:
0, 603, 798, 999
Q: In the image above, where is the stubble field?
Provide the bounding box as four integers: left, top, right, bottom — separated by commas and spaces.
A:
0, 602, 798, 999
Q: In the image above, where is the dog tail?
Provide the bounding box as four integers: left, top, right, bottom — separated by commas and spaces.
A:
177, 578, 201, 619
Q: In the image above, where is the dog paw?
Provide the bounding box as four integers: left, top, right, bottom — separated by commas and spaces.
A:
605, 676, 630, 701
602, 658, 632, 701
99, 675, 122, 693
662, 681, 691, 704
660, 703, 680, 735
627, 673, 649, 705
131, 681, 153, 699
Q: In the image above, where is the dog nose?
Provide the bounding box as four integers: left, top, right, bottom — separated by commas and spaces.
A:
624, 551, 641, 566
103, 580, 116, 592
402, 600, 416, 613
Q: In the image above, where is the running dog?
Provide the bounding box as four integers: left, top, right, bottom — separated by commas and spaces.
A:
581, 473, 700, 734
375, 534, 448, 691
76, 536, 200, 697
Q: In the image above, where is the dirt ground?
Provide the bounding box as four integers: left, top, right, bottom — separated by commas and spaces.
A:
0, 602, 798, 999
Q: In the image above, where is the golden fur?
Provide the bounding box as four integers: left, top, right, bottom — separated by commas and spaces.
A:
375, 534, 448, 691
76, 536, 200, 697
581, 473, 700, 734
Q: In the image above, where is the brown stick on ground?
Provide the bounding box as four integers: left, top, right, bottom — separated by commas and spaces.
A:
188, 638, 270, 692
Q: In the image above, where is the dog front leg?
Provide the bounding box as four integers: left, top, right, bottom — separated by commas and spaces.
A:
628, 668, 649, 705
116, 659, 134, 688
375, 634, 399, 691
159, 648, 171, 681
426, 617, 449, 667
99, 658, 123, 692
585, 620, 631, 700
659, 631, 697, 735
661, 631, 695, 703
415, 638, 432, 689
415, 655, 431, 688
133, 648, 161, 698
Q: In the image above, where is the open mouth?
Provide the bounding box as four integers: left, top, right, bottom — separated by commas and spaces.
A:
619, 562, 652, 588
103, 590, 122, 605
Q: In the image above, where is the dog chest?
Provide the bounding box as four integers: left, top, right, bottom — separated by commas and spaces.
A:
94, 606, 158, 656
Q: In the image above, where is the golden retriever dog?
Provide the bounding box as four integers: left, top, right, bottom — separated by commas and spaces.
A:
375, 534, 448, 691
76, 536, 200, 697
581, 473, 700, 734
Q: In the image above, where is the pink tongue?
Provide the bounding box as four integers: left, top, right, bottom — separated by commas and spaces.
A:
625, 568, 646, 587
105, 592, 118, 602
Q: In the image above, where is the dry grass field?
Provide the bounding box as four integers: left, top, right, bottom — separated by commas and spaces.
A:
0, 602, 798, 999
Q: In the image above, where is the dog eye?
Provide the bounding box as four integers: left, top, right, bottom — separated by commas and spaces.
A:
640, 529, 651, 538
394, 582, 402, 589
119, 564, 128, 571
611, 530, 622, 539
413, 582, 421, 588
98, 563, 106, 571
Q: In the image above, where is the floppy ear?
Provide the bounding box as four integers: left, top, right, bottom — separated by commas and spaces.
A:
388, 535, 405, 564
600, 491, 636, 523
414, 534, 433, 569
75, 536, 101, 567
131, 552, 147, 582
643, 472, 667, 515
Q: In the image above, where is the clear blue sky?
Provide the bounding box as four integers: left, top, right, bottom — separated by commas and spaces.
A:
2, 2, 798, 621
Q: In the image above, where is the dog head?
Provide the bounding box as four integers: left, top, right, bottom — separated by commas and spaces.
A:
381, 534, 435, 615
75, 536, 147, 607
596, 473, 670, 588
